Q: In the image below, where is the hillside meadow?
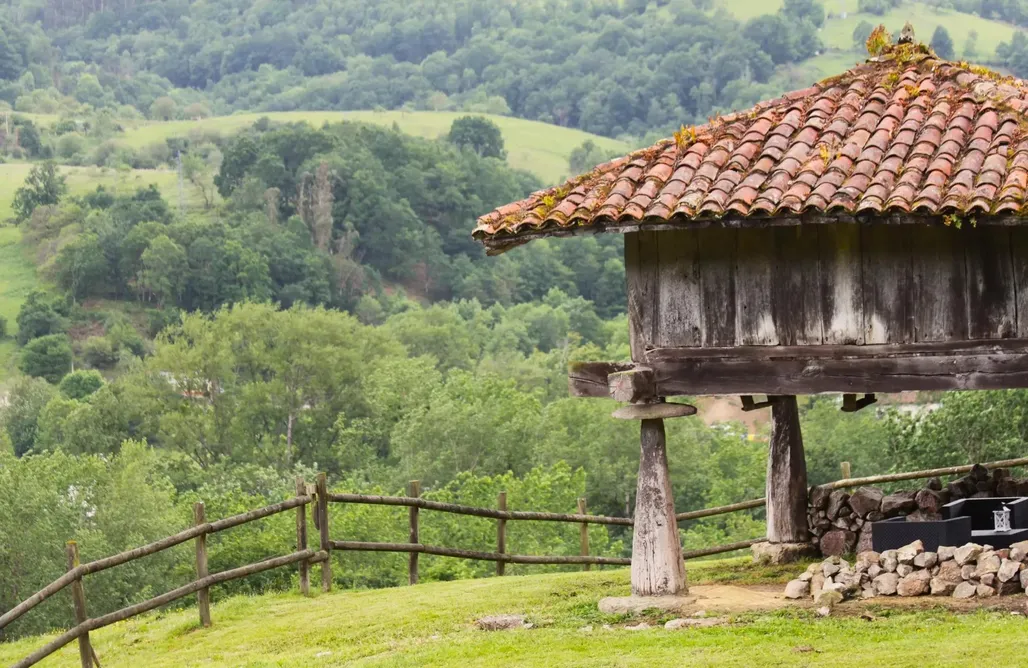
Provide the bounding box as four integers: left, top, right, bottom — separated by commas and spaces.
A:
2, 561, 1027, 667
110, 111, 629, 187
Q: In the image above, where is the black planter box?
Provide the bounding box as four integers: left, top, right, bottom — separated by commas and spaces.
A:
871, 497, 1028, 553
871, 515, 972, 552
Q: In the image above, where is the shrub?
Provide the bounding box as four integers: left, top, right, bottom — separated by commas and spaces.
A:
81, 336, 120, 369
58, 369, 105, 400
19, 334, 73, 383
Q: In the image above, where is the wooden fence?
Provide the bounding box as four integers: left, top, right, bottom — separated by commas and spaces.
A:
9, 455, 1028, 667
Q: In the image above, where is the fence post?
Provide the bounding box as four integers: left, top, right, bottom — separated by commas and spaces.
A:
496, 491, 507, 576
66, 541, 93, 668
317, 472, 331, 592
577, 498, 590, 572
296, 477, 310, 596
193, 502, 212, 628
840, 461, 852, 480
408, 480, 420, 586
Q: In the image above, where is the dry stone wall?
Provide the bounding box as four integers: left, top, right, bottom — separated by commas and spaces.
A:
784, 539, 1028, 603
808, 465, 1028, 557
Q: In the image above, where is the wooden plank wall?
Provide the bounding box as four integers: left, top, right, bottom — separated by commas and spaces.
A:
626, 223, 1022, 360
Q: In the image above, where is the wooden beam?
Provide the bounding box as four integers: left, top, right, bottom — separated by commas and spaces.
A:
608, 368, 656, 403
568, 361, 633, 398
643, 339, 1028, 395
765, 396, 809, 544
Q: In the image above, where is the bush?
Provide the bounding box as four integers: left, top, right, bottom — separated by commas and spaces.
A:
19, 334, 73, 383
0, 314, 8, 339
16, 290, 67, 344
59, 369, 105, 400
81, 336, 120, 369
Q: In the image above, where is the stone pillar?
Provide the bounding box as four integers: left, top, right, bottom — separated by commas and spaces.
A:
631, 418, 687, 597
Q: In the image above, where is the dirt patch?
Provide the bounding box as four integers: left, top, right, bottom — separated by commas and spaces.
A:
681, 583, 1028, 616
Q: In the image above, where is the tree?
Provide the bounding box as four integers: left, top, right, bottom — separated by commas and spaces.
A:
53, 233, 108, 300
782, 0, 825, 28
0, 376, 57, 456
852, 21, 874, 48
568, 140, 616, 175
447, 116, 506, 159
965, 30, 979, 60
149, 96, 177, 121
15, 290, 67, 344
19, 334, 73, 384
931, 26, 955, 60
182, 151, 219, 209
11, 161, 67, 221
137, 235, 187, 307
59, 369, 105, 400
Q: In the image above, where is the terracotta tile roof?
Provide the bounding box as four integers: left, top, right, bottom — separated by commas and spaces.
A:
474, 45, 1028, 253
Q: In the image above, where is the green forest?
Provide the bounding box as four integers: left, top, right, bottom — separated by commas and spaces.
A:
6, 0, 1028, 645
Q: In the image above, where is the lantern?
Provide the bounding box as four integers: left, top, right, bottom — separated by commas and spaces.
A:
993, 506, 1012, 533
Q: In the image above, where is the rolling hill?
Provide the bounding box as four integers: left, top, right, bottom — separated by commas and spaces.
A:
110, 111, 629, 188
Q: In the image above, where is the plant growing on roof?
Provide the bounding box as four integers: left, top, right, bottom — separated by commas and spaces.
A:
866, 24, 892, 58
673, 125, 698, 151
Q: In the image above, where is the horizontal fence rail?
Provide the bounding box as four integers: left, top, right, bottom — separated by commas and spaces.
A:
328, 493, 635, 525
13, 550, 328, 668
825, 456, 1028, 490
0, 495, 313, 634
329, 493, 766, 525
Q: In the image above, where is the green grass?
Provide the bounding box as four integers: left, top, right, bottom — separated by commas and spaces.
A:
719, 0, 1018, 60
114, 111, 630, 186
2, 560, 1027, 667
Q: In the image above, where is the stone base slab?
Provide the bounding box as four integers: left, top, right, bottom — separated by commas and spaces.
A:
752, 541, 820, 565
598, 594, 695, 615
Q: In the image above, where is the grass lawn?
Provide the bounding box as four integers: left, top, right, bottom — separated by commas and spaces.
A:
114, 111, 630, 186
719, 0, 1017, 60
2, 559, 1027, 667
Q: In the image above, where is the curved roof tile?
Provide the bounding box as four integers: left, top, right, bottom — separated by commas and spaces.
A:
474, 46, 1028, 251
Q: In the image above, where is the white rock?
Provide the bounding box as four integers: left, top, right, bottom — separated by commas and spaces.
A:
476, 615, 527, 631
664, 617, 725, 630
913, 552, 938, 569
977, 584, 996, 598
999, 559, 1023, 583
896, 564, 914, 577
1010, 540, 1028, 563
873, 572, 900, 596
938, 545, 956, 562
896, 540, 924, 565
625, 622, 651, 631
897, 570, 931, 597
952, 581, 977, 599
784, 579, 810, 599
954, 543, 984, 566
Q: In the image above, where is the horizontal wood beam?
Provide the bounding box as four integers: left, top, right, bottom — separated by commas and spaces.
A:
568, 362, 633, 398
643, 339, 1028, 395
608, 368, 656, 403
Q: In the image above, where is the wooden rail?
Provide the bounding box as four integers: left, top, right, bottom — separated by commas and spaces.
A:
0, 495, 312, 633
824, 456, 1028, 490
328, 492, 766, 525
12, 550, 328, 668
6, 475, 767, 668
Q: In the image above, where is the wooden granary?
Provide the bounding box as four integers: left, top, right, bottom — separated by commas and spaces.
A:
474, 43, 1028, 598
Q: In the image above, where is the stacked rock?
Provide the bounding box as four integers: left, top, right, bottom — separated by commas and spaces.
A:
783, 539, 1028, 602
807, 465, 1028, 558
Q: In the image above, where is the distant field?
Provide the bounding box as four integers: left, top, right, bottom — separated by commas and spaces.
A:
720, 0, 1017, 60
114, 111, 631, 186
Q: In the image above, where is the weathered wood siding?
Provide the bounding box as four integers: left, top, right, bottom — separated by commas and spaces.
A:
626, 223, 1024, 362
